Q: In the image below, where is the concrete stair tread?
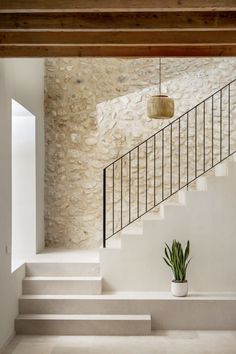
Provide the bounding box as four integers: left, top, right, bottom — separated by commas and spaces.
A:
141, 213, 163, 221
121, 225, 143, 235
106, 236, 121, 249
26, 262, 100, 277
207, 175, 227, 180
26, 261, 100, 265
17, 314, 151, 321
164, 202, 184, 207
24, 276, 102, 281
19, 292, 236, 300
26, 249, 99, 263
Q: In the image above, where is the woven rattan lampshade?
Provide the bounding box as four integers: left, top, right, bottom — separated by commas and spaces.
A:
147, 59, 174, 119
147, 95, 174, 119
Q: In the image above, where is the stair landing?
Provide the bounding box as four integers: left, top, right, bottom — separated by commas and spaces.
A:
17, 248, 152, 336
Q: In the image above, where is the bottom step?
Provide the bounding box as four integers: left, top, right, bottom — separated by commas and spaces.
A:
15, 314, 151, 335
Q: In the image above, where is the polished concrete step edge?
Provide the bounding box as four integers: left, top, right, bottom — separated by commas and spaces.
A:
15, 314, 151, 335
19, 292, 236, 300
26, 262, 100, 277
23, 276, 101, 281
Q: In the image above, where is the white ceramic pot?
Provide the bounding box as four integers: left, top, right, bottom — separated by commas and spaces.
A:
171, 280, 188, 297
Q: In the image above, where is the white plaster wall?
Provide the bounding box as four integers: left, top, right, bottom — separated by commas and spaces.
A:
0, 59, 44, 350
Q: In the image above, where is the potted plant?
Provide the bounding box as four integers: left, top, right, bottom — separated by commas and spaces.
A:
163, 240, 191, 297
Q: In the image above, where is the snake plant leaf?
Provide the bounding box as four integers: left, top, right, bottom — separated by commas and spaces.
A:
180, 245, 184, 263
174, 244, 180, 265
184, 240, 190, 262
165, 243, 173, 261
172, 240, 177, 253
185, 258, 192, 271
163, 257, 172, 269
164, 247, 171, 261
177, 263, 181, 281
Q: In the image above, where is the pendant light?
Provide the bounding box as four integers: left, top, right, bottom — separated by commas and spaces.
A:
147, 58, 174, 119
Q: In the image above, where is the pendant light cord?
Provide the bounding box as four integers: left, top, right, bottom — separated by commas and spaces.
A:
159, 57, 162, 96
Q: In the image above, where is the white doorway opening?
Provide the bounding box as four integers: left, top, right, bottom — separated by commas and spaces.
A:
11, 99, 36, 271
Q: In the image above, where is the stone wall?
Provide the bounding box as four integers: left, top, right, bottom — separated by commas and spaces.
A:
45, 58, 236, 248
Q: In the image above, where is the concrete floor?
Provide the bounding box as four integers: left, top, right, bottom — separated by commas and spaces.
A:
3, 331, 236, 354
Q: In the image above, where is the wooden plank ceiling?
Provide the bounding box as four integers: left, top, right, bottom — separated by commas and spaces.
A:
1, 0, 236, 57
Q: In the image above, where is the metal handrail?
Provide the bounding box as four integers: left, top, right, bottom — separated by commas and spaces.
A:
103, 78, 236, 247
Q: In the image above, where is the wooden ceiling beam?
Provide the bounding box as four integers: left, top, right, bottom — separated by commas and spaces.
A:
1, 45, 236, 57
1, 30, 236, 45
1, 12, 236, 30
1, 0, 236, 12
1, 1, 236, 57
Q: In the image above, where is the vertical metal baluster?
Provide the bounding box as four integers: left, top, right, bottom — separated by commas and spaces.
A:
137, 146, 139, 218
187, 113, 189, 190
129, 153, 131, 223
228, 84, 231, 155
195, 107, 197, 178
154, 135, 156, 206
179, 118, 181, 189
162, 130, 164, 200
112, 163, 115, 235
203, 101, 206, 171
120, 157, 122, 229
220, 90, 222, 160
170, 124, 172, 195
212, 96, 214, 167
146, 140, 148, 212
103, 168, 106, 248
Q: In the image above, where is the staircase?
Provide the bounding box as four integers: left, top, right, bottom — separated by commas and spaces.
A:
103, 78, 236, 247
16, 259, 151, 335
15, 79, 236, 335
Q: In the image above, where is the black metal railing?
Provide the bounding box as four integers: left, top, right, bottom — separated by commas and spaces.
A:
103, 79, 236, 247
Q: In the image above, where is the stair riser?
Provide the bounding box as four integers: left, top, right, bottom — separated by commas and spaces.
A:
26, 263, 100, 277
196, 177, 207, 191
19, 298, 236, 330
226, 161, 236, 175
121, 235, 144, 250
15, 319, 151, 335
23, 280, 102, 295
215, 163, 228, 176
203, 176, 228, 192
161, 205, 185, 221
197, 175, 229, 193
